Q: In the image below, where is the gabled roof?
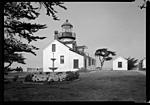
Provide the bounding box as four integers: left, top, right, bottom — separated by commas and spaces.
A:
43, 39, 70, 51
61, 41, 76, 45
44, 39, 95, 58
56, 40, 85, 56
56, 39, 71, 49
113, 56, 127, 61
76, 45, 87, 49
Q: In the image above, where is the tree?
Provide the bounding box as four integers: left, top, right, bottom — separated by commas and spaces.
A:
95, 48, 116, 70
138, 0, 149, 9
126, 57, 138, 70
15, 67, 23, 72
4, 2, 67, 70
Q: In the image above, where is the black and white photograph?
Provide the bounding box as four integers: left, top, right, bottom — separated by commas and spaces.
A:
4, 0, 147, 102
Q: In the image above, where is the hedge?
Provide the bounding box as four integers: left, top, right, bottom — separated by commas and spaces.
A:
24, 71, 79, 83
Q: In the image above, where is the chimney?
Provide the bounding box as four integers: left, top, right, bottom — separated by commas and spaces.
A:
54, 30, 59, 40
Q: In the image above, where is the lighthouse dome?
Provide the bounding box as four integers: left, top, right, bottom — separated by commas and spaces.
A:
61, 19, 73, 28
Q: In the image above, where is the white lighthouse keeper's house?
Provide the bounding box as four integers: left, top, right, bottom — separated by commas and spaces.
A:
113, 56, 128, 70
43, 20, 96, 72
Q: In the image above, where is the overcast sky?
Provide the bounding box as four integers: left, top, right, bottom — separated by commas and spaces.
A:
11, 1, 146, 69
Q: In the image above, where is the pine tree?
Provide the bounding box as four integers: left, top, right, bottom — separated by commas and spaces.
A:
95, 48, 116, 70
4, 2, 67, 70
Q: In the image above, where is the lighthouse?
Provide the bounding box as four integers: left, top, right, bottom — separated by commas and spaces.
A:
43, 19, 96, 72
54, 19, 76, 49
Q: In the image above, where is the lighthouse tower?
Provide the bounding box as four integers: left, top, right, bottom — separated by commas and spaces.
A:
59, 19, 76, 42
54, 19, 76, 49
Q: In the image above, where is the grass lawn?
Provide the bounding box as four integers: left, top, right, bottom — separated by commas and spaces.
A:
4, 70, 146, 102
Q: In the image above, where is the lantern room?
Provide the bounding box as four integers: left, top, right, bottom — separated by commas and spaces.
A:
57, 20, 76, 42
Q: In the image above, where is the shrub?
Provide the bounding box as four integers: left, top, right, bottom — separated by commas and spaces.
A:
45, 72, 50, 75
15, 67, 23, 72
53, 74, 59, 81
24, 74, 33, 82
66, 71, 79, 81
58, 72, 67, 81
4, 72, 8, 75
4, 77, 11, 84
74, 71, 79, 79
24, 71, 79, 83
79, 68, 86, 72
32, 73, 48, 82
96, 67, 101, 70
47, 75, 53, 82
13, 75, 19, 82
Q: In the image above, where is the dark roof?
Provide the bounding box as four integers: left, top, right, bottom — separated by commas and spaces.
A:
61, 41, 76, 44
57, 40, 71, 49
69, 48, 86, 56
61, 19, 73, 28
76, 45, 87, 49
113, 56, 127, 61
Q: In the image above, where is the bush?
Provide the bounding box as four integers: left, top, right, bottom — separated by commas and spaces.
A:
74, 71, 79, 79
24, 74, 33, 82
24, 71, 79, 83
15, 67, 23, 72
66, 71, 74, 81
13, 75, 19, 82
45, 72, 50, 75
4, 67, 14, 74
32, 73, 48, 82
66, 71, 79, 81
96, 67, 101, 70
4, 72, 8, 75
58, 72, 67, 81
79, 68, 86, 72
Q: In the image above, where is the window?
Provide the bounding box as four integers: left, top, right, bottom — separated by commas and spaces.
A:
92, 59, 95, 65
118, 62, 122, 68
88, 57, 91, 66
84, 58, 87, 69
93, 59, 96, 65
60, 56, 64, 64
52, 44, 56, 52
73, 59, 79, 69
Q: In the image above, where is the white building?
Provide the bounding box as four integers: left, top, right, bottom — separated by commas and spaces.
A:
139, 58, 146, 70
43, 20, 96, 72
143, 58, 146, 69
113, 56, 128, 70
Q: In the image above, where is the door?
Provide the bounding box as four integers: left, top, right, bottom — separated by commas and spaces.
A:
73, 59, 79, 69
84, 58, 87, 69
118, 62, 122, 68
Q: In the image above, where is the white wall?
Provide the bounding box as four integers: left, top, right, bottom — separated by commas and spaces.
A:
69, 50, 84, 71
143, 59, 146, 69
60, 38, 74, 42
66, 43, 73, 49
113, 57, 128, 70
43, 40, 84, 72
85, 57, 96, 70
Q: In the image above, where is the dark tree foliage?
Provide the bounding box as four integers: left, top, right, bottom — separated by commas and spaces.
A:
15, 67, 23, 72
126, 57, 138, 70
95, 48, 116, 70
4, 2, 67, 70
138, 0, 149, 9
